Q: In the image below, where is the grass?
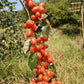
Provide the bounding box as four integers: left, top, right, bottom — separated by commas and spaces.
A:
46, 30, 84, 84
0, 28, 84, 84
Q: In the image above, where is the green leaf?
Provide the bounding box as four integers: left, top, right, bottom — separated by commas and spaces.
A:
51, 64, 57, 75
28, 53, 37, 70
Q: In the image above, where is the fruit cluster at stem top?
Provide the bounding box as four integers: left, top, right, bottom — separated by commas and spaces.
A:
23, 0, 62, 84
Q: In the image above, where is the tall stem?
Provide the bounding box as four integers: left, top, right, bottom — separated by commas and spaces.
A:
19, 0, 31, 20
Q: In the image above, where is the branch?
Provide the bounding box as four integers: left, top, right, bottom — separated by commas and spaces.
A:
19, 0, 30, 20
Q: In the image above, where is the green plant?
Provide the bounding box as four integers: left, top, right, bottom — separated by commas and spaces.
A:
45, 0, 80, 27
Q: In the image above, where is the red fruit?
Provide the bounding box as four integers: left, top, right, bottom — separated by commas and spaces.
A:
37, 59, 42, 63
55, 81, 62, 84
28, 0, 34, 8
33, 2, 36, 7
32, 24, 37, 31
31, 15, 36, 21
46, 70, 51, 77
44, 44, 48, 49
35, 64, 41, 69
39, 6, 45, 13
42, 56, 47, 62
23, 23, 27, 29
44, 50, 49, 57
51, 81, 56, 84
42, 18, 46, 21
26, 20, 34, 28
36, 69, 41, 75
37, 82, 43, 84
37, 55, 42, 60
48, 58, 54, 63
38, 74, 43, 82
30, 45, 36, 53
39, 44, 44, 49
37, 52, 42, 60
31, 78, 36, 82
31, 37, 37, 45
39, 3, 45, 8
25, 1, 28, 6
41, 37, 48, 42
51, 71, 55, 77
35, 17, 39, 22
40, 66, 45, 74
43, 82, 48, 84
40, 49, 45, 55
35, 12, 41, 18
36, 37, 42, 43
26, 29, 33, 37
42, 62, 48, 68
24, 0, 29, 2
36, 44, 43, 51
43, 75, 49, 82
32, 6, 39, 13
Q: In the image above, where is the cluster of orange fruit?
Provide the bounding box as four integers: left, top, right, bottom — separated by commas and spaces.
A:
23, 0, 62, 84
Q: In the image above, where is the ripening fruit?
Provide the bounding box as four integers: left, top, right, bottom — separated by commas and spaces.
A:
42, 62, 48, 68
39, 44, 44, 49
51, 71, 55, 77
35, 12, 41, 18
55, 81, 62, 84
44, 82, 49, 84
36, 69, 41, 75
36, 37, 42, 43
37, 82, 43, 84
40, 49, 45, 55
36, 45, 42, 51
39, 6, 45, 13
44, 44, 48, 49
30, 45, 36, 53
42, 56, 47, 62
35, 17, 39, 22
32, 6, 39, 13
31, 15, 36, 21
28, 0, 34, 8
26, 20, 34, 28
37, 56, 42, 61
32, 24, 37, 31
26, 29, 33, 37
37, 59, 42, 63
42, 18, 46, 21
38, 74, 43, 82
35, 64, 41, 69
46, 70, 51, 77
43, 75, 49, 82
41, 37, 48, 42
40, 66, 45, 74
48, 58, 54, 63
51, 81, 56, 84
23, 23, 27, 29
24, 0, 29, 2
43, 50, 49, 57
25, 1, 28, 6
37, 52, 42, 60
39, 3, 45, 8
31, 37, 37, 45
31, 78, 36, 82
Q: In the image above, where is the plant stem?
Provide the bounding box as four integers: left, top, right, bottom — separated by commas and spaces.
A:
19, 0, 31, 20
